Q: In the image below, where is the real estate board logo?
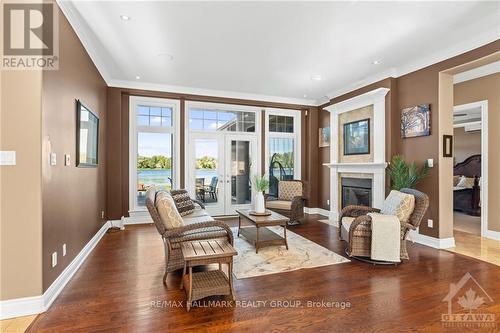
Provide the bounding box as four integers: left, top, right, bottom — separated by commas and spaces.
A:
2, 1, 58, 70
442, 272, 496, 329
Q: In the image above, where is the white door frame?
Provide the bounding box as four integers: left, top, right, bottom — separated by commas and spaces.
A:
184, 101, 261, 216
453, 100, 488, 238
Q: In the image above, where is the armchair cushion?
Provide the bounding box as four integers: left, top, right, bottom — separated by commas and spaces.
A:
380, 190, 415, 223
278, 181, 303, 201
170, 189, 195, 216
156, 191, 184, 229
266, 200, 293, 210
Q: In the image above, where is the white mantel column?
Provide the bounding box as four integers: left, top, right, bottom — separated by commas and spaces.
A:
323, 88, 390, 222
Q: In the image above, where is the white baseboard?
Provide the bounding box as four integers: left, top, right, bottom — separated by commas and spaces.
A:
408, 228, 456, 249
485, 229, 500, 241
304, 207, 330, 217
0, 221, 111, 320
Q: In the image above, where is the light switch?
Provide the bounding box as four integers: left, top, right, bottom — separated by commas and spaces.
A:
427, 159, 434, 168
50, 153, 57, 166
0, 151, 16, 165
65, 154, 71, 166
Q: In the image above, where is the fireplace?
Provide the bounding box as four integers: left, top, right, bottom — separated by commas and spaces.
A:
341, 177, 372, 208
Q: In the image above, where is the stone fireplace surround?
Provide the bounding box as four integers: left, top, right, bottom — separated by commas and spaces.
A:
323, 88, 390, 222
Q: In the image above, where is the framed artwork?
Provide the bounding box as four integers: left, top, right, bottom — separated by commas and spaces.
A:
76, 100, 99, 167
401, 104, 431, 138
319, 127, 330, 147
443, 135, 453, 157
343, 118, 370, 155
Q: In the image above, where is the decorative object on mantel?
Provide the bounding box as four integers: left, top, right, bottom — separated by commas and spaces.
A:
387, 155, 429, 190
319, 127, 330, 147
443, 135, 453, 157
401, 104, 430, 138
343, 118, 370, 155
253, 174, 270, 213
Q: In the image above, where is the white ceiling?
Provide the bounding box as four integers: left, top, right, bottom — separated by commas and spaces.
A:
59, 1, 500, 105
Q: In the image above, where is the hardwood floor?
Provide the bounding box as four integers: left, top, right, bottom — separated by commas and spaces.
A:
447, 230, 500, 266
28, 215, 500, 332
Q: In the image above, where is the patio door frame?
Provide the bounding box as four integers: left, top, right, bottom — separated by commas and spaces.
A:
185, 101, 261, 216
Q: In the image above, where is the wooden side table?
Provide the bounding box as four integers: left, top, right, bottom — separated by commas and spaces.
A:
180, 239, 237, 311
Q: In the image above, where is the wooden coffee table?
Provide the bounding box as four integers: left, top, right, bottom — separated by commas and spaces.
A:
180, 239, 237, 311
236, 209, 289, 253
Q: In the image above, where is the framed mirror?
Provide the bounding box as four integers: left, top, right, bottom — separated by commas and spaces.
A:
76, 100, 99, 167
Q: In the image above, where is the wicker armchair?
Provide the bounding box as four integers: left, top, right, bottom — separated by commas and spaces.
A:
265, 180, 308, 225
145, 188, 233, 285
339, 188, 429, 261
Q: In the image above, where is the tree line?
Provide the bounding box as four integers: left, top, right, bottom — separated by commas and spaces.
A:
137, 155, 217, 170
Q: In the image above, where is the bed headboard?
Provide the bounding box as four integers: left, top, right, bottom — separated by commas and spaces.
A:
454, 154, 481, 177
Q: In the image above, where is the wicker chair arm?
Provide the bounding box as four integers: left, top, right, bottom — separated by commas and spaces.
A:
402, 222, 417, 230
264, 194, 277, 201
162, 220, 233, 244
339, 205, 380, 221
291, 195, 305, 208
191, 198, 205, 209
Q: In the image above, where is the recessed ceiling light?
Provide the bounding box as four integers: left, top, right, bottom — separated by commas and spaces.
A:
135, 75, 141, 80
120, 15, 131, 21
372, 60, 382, 65
303, 94, 308, 98
310, 74, 322, 81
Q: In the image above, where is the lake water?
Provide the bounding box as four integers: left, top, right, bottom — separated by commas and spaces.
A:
138, 169, 218, 187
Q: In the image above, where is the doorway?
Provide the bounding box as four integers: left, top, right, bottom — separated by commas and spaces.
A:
187, 133, 257, 215
185, 101, 261, 216
452, 101, 487, 237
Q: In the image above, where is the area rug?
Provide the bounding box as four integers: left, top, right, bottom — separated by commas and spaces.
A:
232, 227, 349, 279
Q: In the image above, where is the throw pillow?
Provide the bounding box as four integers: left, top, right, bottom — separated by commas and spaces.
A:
380, 190, 415, 223
156, 191, 184, 229
170, 189, 195, 216
453, 175, 461, 186
278, 181, 303, 201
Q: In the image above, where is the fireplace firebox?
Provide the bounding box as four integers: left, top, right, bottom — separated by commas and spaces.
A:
341, 177, 372, 208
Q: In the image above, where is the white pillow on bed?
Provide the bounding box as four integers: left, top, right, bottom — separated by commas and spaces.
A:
456, 176, 475, 189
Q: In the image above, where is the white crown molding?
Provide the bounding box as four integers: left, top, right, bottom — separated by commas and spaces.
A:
58, 0, 498, 108
57, 0, 112, 83
453, 60, 500, 84
109, 79, 316, 106
0, 221, 111, 320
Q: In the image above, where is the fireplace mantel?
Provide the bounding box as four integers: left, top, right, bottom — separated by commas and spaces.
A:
322, 88, 390, 222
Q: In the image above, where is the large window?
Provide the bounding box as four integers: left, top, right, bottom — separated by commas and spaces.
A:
266, 110, 301, 197
189, 108, 256, 132
130, 97, 180, 210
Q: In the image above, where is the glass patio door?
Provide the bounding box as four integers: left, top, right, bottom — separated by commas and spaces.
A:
187, 133, 256, 215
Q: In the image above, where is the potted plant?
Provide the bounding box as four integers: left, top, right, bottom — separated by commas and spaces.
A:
387, 155, 430, 190
253, 175, 270, 213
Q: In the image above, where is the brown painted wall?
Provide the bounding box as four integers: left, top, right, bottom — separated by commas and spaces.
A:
317, 41, 498, 237
106, 88, 318, 219
41, 7, 107, 291
454, 72, 500, 232
453, 127, 481, 164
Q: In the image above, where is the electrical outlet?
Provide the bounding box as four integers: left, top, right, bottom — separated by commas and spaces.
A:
101, 211, 105, 219
327, 199, 330, 206
63, 244, 67, 256
52, 252, 57, 267
65, 154, 71, 166
427, 219, 433, 228
50, 153, 57, 166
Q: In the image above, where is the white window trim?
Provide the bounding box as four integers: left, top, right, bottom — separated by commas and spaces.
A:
184, 100, 262, 193
264, 108, 302, 180
129, 96, 181, 213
